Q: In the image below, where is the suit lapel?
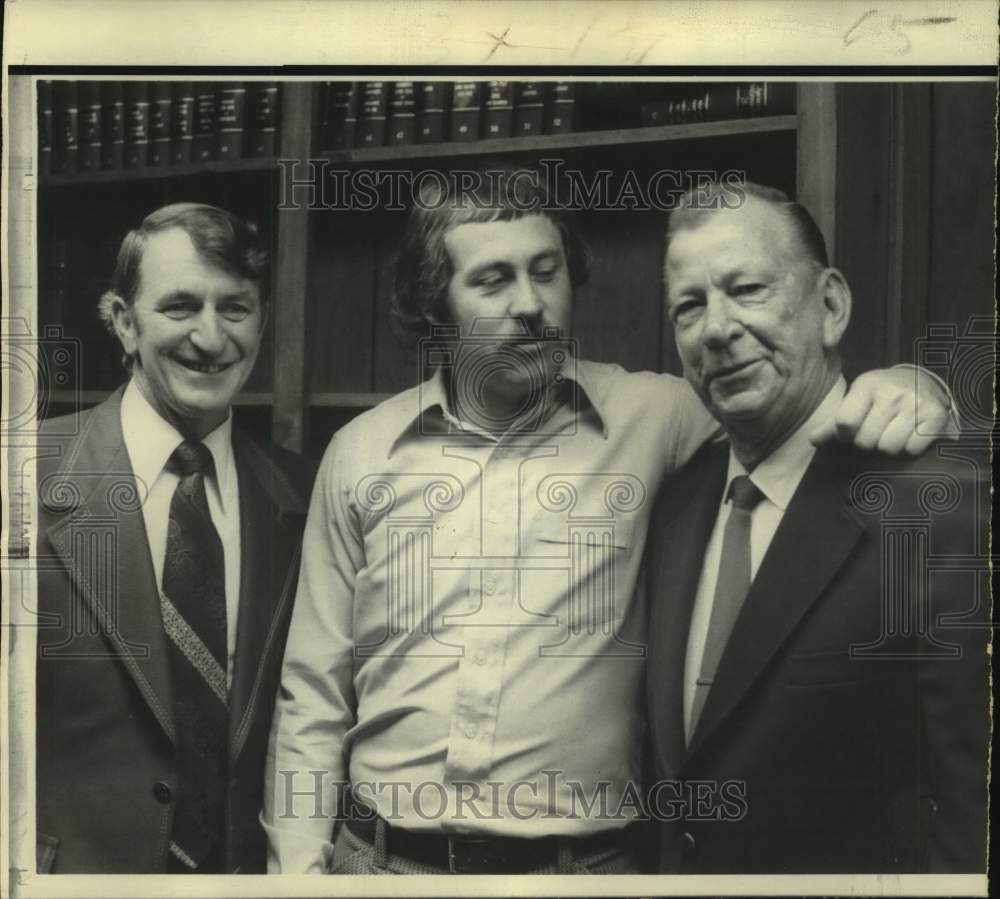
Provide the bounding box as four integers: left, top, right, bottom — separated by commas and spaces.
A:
685, 445, 865, 760
42, 391, 175, 744
649, 443, 728, 779
227, 431, 306, 763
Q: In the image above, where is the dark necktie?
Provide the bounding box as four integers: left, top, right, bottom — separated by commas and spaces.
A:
688, 474, 765, 742
161, 440, 228, 870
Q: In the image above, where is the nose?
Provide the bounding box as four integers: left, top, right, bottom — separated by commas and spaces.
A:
507, 273, 545, 323
701, 294, 742, 348
188, 309, 227, 356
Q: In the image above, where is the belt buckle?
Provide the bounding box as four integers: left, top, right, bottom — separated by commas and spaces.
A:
447, 836, 495, 874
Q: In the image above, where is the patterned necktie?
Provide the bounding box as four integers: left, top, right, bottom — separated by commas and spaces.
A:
161, 440, 228, 870
688, 475, 765, 742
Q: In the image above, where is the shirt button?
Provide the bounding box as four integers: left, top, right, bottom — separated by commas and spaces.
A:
152, 781, 173, 804
465, 724, 478, 739
475, 649, 488, 665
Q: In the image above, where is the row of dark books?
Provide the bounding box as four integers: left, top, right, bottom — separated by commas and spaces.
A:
320, 82, 577, 149
319, 81, 796, 150
38, 81, 281, 176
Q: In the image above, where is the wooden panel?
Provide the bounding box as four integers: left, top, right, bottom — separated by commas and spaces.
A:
372, 213, 418, 394
796, 83, 838, 261
575, 210, 663, 373
834, 84, 894, 376
307, 212, 376, 393
271, 82, 313, 451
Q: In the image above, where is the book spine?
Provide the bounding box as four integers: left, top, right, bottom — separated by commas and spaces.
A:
171, 81, 195, 164
513, 82, 545, 136
416, 82, 446, 144
52, 82, 79, 175
356, 81, 389, 148
387, 81, 417, 146
124, 81, 150, 169
546, 82, 575, 134
449, 81, 482, 142
217, 82, 247, 160
247, 82, 279, 156
38, 80, 53, 176
483, 81, 514, 138
148, 82, 173, 167
193, 82, 217, 162
321, 81, 359, 150
100, 81, 124, 170
76, 82, 102, 173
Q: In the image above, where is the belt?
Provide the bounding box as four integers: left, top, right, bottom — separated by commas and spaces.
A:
345, 814, 631, 874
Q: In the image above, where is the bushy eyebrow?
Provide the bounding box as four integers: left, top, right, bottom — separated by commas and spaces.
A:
153, 288, 257, 305
464, 248, 563, 279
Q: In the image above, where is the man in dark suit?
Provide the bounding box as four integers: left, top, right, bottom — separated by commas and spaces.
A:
646, 182, 988, 873
35, 203, 315, 873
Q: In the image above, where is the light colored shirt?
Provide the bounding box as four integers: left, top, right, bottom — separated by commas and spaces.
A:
264, 359, 720, 873
682, 376, 847, 741
120, 379, 241, 685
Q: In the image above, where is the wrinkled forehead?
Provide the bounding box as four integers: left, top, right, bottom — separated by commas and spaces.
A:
443, 214, 565, 270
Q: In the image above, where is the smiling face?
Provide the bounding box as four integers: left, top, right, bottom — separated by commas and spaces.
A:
111, 227, 263, 439
665, 198, 848, 458
441, 215, 573, 422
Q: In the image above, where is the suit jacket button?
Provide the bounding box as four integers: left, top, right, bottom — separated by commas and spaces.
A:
153, 781, 173, 804
679, 831, 697, 859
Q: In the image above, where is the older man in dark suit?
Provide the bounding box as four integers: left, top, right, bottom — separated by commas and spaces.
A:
35, 203, 314, 873
646, 182, 988, 873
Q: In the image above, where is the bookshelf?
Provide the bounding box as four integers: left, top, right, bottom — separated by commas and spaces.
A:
36, 80, 833, 457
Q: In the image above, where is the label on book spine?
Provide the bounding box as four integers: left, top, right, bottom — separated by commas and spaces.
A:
217, 83, 246, 159
483, 81, 514, 138
77, 82, 102, 172
149, 82, 172, 166
53, 82, 79, 175
193, 82, 217, 162
248, 82, 279, 156
449, 81, 482, 142
388, 81, 416, 146
322, 82, 359, 150
171, 82, 195, 164
546, 82, 575, 134
513, 82, 545, 136
100, 81, 124, 170
124, 82, 150, 168
356, 81, 389, 148
38, 80, 53, 174
417, 82, 446, 144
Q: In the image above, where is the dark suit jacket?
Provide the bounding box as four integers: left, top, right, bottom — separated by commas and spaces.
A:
646, 438, 989, 873
35, 390, 315, 873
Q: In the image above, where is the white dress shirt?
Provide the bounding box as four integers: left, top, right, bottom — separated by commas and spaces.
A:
120, 380, 242, 686
683, 376, 847, 741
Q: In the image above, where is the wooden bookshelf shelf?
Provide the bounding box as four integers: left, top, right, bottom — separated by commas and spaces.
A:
40, 154, 279, 188
320, 115, 799, 164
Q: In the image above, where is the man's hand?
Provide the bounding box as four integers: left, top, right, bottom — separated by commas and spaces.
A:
809, 366, 958, 455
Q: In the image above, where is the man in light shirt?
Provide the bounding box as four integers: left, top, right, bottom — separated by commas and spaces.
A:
646, 181, 987, 872
265, 168, 958, 875
36, 203, 314, 873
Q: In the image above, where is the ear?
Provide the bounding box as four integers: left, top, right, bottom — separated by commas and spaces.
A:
107, 293, 140, 358
818, 267, 851, 350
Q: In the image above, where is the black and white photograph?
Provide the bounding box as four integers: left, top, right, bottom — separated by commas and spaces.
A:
2, 1, 996, 896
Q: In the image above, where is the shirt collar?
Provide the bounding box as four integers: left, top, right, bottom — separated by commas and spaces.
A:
724, 375, 846, 512
388, 357, 608, 456
120, 379, 235, 511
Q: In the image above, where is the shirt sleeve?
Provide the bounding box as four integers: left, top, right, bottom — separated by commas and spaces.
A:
263, 434, 364, 873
